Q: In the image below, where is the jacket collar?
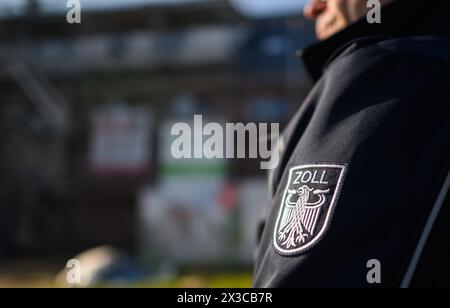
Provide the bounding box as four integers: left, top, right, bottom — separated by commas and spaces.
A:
300, 0, 450, 81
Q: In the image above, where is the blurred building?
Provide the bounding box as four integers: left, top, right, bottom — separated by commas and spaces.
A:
0, 0, 314, 269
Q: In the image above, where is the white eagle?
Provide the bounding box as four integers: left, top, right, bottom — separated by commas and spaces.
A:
278, 185, 330, 249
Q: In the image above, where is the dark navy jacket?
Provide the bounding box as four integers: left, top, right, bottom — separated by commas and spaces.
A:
254, 0, 450, 288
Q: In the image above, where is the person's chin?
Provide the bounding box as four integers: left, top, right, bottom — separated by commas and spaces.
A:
316, 22, 347, 41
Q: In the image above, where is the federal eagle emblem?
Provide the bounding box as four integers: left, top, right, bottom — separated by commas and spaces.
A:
273, 164, 347, 256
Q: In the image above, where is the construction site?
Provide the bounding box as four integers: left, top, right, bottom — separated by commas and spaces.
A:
0, 0, 314, 287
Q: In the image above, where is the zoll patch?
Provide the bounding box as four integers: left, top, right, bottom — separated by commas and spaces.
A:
273, 164, 348, 256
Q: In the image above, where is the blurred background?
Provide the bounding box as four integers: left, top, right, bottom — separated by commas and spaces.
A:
0, 0, 315, 287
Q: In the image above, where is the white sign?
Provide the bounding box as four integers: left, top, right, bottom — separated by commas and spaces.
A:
89, 104, 153, 175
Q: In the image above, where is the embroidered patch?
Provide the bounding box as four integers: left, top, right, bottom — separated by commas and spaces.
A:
273, 164, 347, 256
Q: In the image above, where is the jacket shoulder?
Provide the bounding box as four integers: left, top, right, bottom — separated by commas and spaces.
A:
325, 36, 450, 78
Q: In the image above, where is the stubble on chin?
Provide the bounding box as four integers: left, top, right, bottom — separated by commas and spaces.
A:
316, 15, 347, 40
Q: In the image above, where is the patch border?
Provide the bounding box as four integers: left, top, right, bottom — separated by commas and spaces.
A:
273, 163, 348, 256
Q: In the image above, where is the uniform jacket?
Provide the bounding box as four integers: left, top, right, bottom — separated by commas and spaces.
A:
254, 0, 450, 288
